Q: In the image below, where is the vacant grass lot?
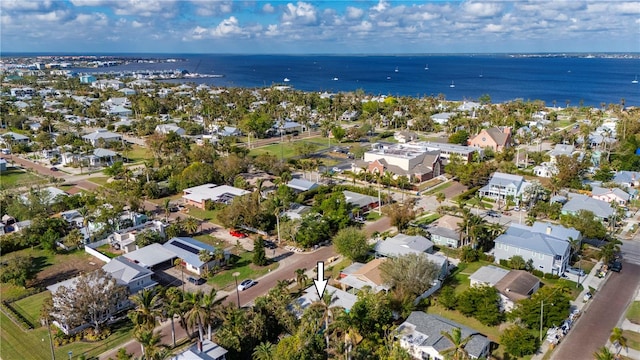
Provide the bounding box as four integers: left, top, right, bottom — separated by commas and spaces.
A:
0, 167, 47, 188
423, 181, 452, 195
87, 176, 111, 186
249, 139, 330, 159
209, 252, 278, 291
627, 301, 640, 324
11, 291, 50, 326
126, 144, 154, 163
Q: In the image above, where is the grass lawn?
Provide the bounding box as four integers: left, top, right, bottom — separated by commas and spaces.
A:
87, 176, 110, 186
446, 261, 493, 294
11, 291, 50, 327
249, 139, 330, 159
125, 144, 153, 163
0, 310, 134, 360
623, 330, 640, 351
423, 181, 453, 195
414, 213, 441, 226
366, 211, 382, 221
148, 193, 185, 206
627, 301, 640, 324
0, 168, 47, 188
186, 207, 221, 224
209, 252, 279, 291
193, 234, 228, 248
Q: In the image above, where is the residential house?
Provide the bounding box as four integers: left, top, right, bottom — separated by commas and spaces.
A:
92, 79, 124, 90
429, 112, 454, 125
479, 172, 531, 202
533, 163, 556, 178
108, 220, 166, 253
90, 148, 118, 166
394, 131, 419, 143
591, 186, 630, 205
340, 110, 359, 122
123, 243, 178, 270
338, 258, 389, 294
374, 234, 449, 280
291, 285, 358, 318
469, 265, 509, 287
46, 256, 155, 334
156, 124, 186, 136
468, 127, 512, 152
1, 132, 30, 144
396, 312, 491, 360
273, 120, 304, 135
548, 144, 577, 164
361, 143, 444, 182
561, 193, 614, 220
163, 237, 229, 276
82, 129, 122, 147
286, 178, 319, 193
20, 186, 67, 205
79, 75, 96, 84
182, 183, 250, 209
419, 142, 479, 163
457, 101, 482, 113
172, 340, 228, 360
493, 222, 579, 275
493, 270, 540, 312
612, 171, 640, 188
217, 126, 241, 137
342, 190, 379, 214
427, 215, 463, 248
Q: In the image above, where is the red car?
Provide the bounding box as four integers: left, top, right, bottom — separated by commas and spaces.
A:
229, 230, 247, 238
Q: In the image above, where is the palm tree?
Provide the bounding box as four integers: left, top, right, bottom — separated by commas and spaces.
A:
129, 289, 163, 331
436, 192, 446, 206
133, 327, 162, 359
184, 216, 199, 235
162, 198, 171, 222
184, 290, 207, 341
295, 268, 308, 289
609, 327, 628, 355
593, 346, 616, 360
310, 291, 339, 349
440, 327, 472, 360
201, 288, 221, 341
328, 311, 361, 360
253, 341, 275, 360
174, 258, 185, 293
162, 287, 184, 348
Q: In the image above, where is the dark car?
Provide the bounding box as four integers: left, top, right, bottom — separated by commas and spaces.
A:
50, 166, 59, 171
187, 276, 206, 285
609, 261, 622, 272
264, 240, 277, 249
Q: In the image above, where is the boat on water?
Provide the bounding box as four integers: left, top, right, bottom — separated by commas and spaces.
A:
633, 75, 638, 84
479, 70, 483, 78
387, 76, 391, 80
449, 81, 455, 88
283, 78, 290, 82
395, 67, 399, 73
424, 64, 429, 70
332, 77, 339, 81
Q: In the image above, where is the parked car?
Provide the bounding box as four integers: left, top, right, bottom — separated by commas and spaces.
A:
486, 210, 500, 218
565, 267, 585, 276
583, 292, 593, 302
230, 230, 247, 238
264, 240, 277, 249
237, 279, 256, 291
609, 261, 622, 272
187, 276, 206, 285
50, 166, 59, 171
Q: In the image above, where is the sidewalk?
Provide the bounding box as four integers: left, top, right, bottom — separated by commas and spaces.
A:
531, 261, 608, 360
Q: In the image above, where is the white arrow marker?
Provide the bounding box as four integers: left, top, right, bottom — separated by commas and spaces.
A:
313, 261, 328, 298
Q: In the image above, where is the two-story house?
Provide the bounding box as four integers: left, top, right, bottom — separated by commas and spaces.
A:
493, 222, 580, 275
468, 126, 511, 152
479, 172, 531, 202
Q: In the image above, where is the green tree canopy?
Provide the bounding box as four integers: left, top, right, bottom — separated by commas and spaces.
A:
379, 253, 440, 297
332, 227, 370, 261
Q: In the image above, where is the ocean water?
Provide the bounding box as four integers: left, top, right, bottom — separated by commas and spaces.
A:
80, 54, 640, 107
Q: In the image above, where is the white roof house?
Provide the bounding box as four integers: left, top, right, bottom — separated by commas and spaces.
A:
123, 243, 177, 269
286, 178, 319, 192
182, 183, 250, 209
469, 265, 509, 287
374, 233, 435, 257
291, 285, 358, 318
155, 124, 186, 136
163, 237, 229, 276
172, 340, 228, 360
562, 193, 615, 220
82, 129, 122, 146
479, 172, 531, 201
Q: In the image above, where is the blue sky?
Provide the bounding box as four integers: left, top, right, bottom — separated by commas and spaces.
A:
1, 0, 639, 54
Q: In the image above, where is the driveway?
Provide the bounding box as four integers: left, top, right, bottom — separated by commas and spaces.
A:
550, 261, 640, 360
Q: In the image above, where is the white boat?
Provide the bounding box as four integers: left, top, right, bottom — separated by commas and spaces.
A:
425, 64, 429, 70
332, 77, 339, 81
633, 75, 638, 84
387, 76, 391, 80
395, 67, 399, 73
479, 70, 483, 78
449, 81, 455, 88
283, 78, 290, 82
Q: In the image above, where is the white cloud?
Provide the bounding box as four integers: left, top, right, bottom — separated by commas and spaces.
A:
462, 1, 503, 18
346, 6, 364, 20
372, 0, 389, 13
1, 0, 52, 11
282, 2, 318, 25
484, 23, 503, 32
263, 3, 275, 13
350, 21, 373, 32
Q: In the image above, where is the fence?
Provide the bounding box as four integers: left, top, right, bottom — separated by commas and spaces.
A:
85, 239, 112, 263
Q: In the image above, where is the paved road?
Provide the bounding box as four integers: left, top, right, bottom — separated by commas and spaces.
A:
550, 261, 640, 360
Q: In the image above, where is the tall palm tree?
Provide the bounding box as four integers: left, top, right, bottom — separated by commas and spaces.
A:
310, 291, 339, 349
184, 290, 207, 341
252, 341, 275, 360
162, 287, 185, 349
162, 198, 171, 222
609, 327, 628, 355
295, 268, 308, 289
440, 327, 472, 360
593, 346, 616, 360
201, 288, 221, 341
129, 289, 163, 331
328, 311, 361, 360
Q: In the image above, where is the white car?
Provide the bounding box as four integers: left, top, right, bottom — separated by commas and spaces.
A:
237, 279, 256, 291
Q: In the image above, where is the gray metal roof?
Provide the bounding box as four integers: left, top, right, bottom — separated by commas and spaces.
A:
495, 222, 573, 256
562, 193, 614, 219
163, 237, 216, 268
469, 265, 509, 286
123, 243, 177, 268
398, 312, 490, 358
375, 234, 434, 257
102, 256, 153, 285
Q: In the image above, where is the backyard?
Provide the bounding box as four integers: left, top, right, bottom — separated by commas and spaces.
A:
0, 167, 47, 189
